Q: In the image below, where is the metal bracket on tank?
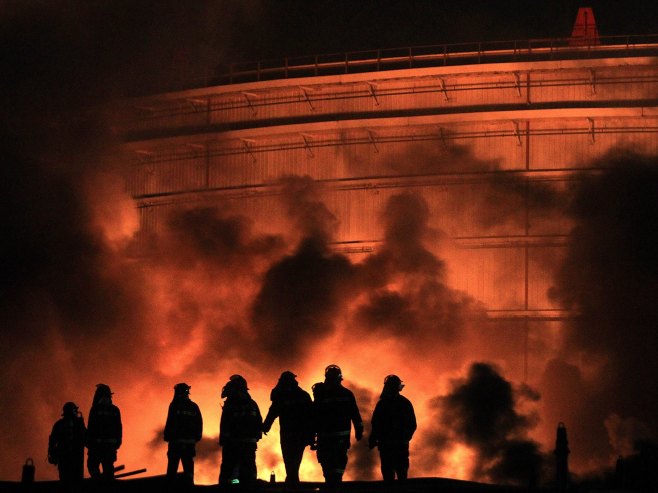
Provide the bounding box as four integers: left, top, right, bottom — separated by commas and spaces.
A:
366, 82, 380, 105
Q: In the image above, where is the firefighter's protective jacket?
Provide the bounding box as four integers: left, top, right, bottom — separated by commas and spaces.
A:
164, 396, 203, 444
87, 402, 122, 449
314, 383, 363, 445
219, 391, 262, 446
263, 385, 314, 443
369, 393, 416, 445
48, 415, 86, 464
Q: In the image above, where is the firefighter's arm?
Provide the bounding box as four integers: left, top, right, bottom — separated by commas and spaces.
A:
262, 403, 278, 434
351, 397, 364, 441
47, 432, 58, 465
196, 405, 203, 442
116, 408, 123, 449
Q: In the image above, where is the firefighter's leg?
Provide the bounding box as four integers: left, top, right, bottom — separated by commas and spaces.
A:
218, 444, 238, 485
166, 444, 182, 479
282, 438, 304, 483
394, 443, 410, 481
87, 449, 101, 479
101, 448, 116, 479
181, 452, 195, 485
238, 443, 257, 486
379, 446, 395, 482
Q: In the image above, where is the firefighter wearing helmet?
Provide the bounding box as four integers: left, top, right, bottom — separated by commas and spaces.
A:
48, 402, 86, 485
312, 364, 364, 485
164, 383, 203, 485
262, 371, 314, 484
86, 384, 122, 480
218, 375, 263, 487
368, 374, 417, 482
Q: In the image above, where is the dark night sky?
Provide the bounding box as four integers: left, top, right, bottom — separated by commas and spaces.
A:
4, 1, 657, 99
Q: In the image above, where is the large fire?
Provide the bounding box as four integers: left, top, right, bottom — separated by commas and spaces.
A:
2, 2, 658, 489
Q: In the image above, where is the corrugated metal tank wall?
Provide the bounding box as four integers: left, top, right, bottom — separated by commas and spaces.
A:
120, 55, 658, 319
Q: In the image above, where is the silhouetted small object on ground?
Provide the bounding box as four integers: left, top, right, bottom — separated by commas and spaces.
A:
21, 458, 35, 483
554, 422, 570, 492
262, 371, 314, 485
164, 382, 203, 486
86, 384, 122, 480
368, 374, 417, 482
313, 364, 364, 486
218, 374, 263, 487
615, 455, 625, 490
614, 441, 658, 492
48, 402, 86, 485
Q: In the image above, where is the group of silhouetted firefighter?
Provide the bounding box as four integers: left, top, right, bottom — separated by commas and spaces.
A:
48, 384, 121, 485
48, 365, 417, 487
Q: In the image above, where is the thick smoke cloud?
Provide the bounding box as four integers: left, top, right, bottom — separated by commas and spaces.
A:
250, 177, 357, 364
356, 192, 486, 348
547, 151, 658, 468
422, 362, 543, 486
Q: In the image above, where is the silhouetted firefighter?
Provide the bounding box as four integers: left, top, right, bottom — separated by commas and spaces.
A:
313, 364, 364, 485
48, 402, 86, 485
554, 422, 570, 492
262, 371, 314, 484
86, 383, 122, 480
164, 382, 203, 485
368, 374, 417, 482
218, 375, 263, 487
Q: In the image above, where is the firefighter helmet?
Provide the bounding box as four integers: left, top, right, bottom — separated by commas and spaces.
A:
62, 402, 79, 416
384, 374, 404, 391
324, 364, 343, 381
95, 383, 113, 397
174, 382, 191, 395
279, 371, 297, 382
221, 374, 248, 398
230, 374, 248, 390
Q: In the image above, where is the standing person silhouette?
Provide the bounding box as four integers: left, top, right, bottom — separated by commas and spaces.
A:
368, 375, 416, 482
164, 383, 203, 485
48, 402, 86, 486
218, 375, 263, 487
262, 371, 314, 484
313, 364, 363, 485
86, 383, 122, 480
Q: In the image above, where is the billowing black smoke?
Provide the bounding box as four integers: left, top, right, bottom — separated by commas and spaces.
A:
356, 191, 485, 346
422, 362, 543, 486
250, 177, 357, 364
547, 150, 658, 468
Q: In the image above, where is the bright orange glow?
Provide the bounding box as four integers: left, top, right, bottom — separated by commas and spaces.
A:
441, 444, 476, 480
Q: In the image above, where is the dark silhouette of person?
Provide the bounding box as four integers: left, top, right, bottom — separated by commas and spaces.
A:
86, 383, 122, 480
48, 402, 86, 485
218, 374, 263, 487
164, 382, 203, 485
368, 374, 417, 482
312, 364, 363, 485
262, 371, 314, 484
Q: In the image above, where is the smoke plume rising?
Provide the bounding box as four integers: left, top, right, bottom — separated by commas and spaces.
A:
2, 2, 658, 488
